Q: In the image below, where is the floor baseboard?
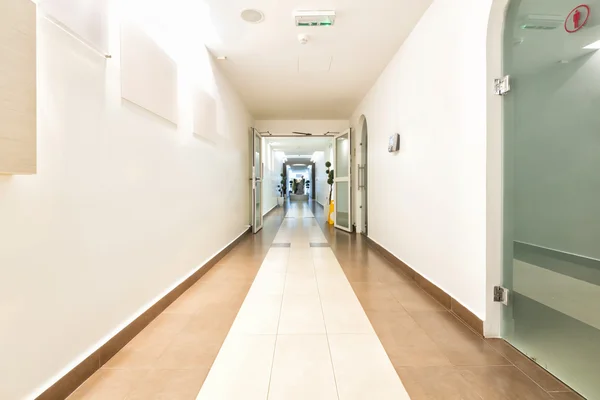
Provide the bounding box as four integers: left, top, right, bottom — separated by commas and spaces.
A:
35, 228, 251, 400
363, 235, 484, 336
264, 204, 279, 217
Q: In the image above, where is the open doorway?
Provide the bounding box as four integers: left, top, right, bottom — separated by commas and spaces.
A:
258, 136, 333, 216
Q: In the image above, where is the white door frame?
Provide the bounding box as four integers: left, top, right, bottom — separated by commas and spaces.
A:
485, 0, 510, 338
251, 129, 263, 234
334, 129, 352, 232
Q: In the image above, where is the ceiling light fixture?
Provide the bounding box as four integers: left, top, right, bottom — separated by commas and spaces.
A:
584, 39, 600, 49
241, 9, 264, 23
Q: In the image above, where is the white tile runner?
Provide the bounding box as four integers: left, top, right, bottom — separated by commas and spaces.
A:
196, 205, 410, 400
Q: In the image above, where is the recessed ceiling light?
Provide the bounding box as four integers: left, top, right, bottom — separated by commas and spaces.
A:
241, 9, 264, 23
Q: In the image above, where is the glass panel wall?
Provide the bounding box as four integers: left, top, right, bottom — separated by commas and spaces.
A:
503, 1, 600, 397
335, 135, 349, 178
336, 181, 350, 229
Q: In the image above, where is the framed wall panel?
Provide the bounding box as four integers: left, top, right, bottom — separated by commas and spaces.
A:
39, 0, 109, 56
192, 88, 217, 138
120, 22, 178, 125
0, 0, 37, 174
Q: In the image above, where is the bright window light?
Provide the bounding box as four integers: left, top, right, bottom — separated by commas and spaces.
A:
584, 40, 600, 49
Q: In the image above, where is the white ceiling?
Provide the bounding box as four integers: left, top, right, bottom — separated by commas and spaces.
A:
266, 136, 332, 155
266, 136, 331, 164
201, 0, 433, 119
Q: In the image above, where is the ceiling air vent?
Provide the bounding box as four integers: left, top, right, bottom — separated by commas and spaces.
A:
520, 14, 563, 30
294, 10, 336, 27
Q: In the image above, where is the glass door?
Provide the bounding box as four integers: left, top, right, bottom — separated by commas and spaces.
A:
252, 129, 263, 234
502, 1, 600, 397
334, 129, 352, 232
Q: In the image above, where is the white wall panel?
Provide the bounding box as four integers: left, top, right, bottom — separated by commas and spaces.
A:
120, 22, 178, 124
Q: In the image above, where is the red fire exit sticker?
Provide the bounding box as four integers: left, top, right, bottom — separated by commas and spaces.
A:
565, 4, 590, 33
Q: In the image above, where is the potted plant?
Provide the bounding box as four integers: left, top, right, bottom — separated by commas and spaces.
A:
280, 173, 286, 198
325, 162, 334, 204
325, 162, 334, 224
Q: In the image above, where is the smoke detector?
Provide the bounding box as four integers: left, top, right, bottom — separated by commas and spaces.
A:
298, 34, 309, 45
241, 9, 265, 23
294, 10, 336, 26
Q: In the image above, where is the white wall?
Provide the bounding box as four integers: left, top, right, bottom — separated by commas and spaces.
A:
351, 0, 495, 320
290, 167, 309, 179
254, 120, 349, 135
0, 11, 252, 400
313, 151, 328, 206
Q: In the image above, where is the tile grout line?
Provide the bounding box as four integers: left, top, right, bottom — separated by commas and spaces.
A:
312, 246, 341, 400
265, 217, 292, 400
312, 202, 580, 398
312, 205, 459, 388
484, 341, 582, 397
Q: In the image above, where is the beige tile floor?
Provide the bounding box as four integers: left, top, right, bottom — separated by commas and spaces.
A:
196, 206, 409, 400
66, 201, 585, 400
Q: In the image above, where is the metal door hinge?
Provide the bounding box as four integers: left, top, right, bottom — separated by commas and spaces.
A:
494, 75, 511, 95
493, 286, 509, 305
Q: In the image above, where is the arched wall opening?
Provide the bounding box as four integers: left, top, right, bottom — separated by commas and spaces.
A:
485, 0, 510, 338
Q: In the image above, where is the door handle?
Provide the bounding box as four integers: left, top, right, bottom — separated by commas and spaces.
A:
358, 165, 365, 190
359, 166, 362, 190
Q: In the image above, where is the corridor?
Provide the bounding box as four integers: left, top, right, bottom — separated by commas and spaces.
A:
3, 0, 600, 398
65, 202, 581, 400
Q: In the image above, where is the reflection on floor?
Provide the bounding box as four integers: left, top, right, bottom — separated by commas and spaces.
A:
336, 212, 349, 229
507, 292, 600, 399
67, 201, 584, 400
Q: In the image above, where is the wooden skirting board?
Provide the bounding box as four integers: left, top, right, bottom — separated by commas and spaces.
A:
36, 228, 251, 400
363, 235, 484, 336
